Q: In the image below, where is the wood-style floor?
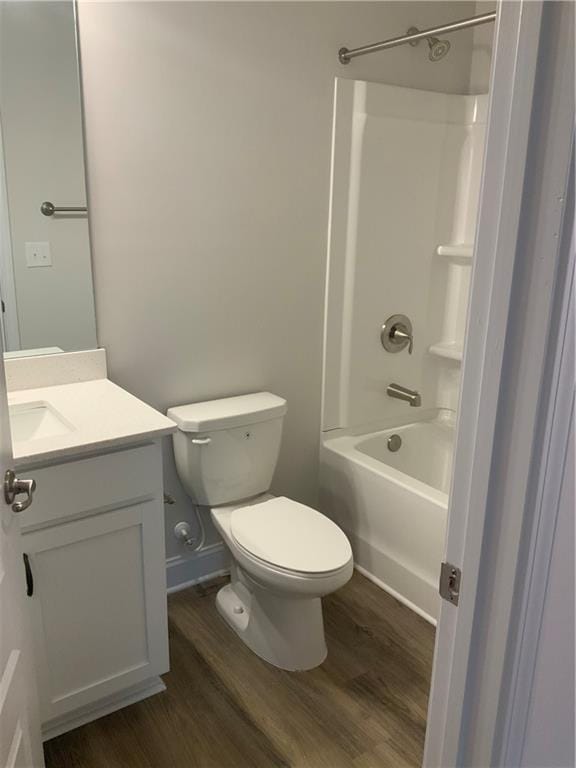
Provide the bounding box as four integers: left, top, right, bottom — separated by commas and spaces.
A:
44, 572, 435, 768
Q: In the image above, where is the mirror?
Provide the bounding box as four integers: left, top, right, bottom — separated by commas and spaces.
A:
0, 0, 97, 358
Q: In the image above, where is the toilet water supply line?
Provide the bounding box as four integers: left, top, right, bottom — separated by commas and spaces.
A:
165, 493, 206, 552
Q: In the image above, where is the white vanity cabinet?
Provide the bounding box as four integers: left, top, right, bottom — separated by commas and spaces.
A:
17, 440, 169, 740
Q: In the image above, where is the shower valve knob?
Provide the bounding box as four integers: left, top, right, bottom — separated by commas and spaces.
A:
391, 326, 413, 354
381, 314, 414, 355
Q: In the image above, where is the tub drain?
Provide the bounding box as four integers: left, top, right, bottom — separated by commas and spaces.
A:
387, 434, 402, 452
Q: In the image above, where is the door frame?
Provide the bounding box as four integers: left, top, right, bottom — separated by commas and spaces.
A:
497, 187, 574, 767
424, 1, 574, 765
0, 291, 43, 766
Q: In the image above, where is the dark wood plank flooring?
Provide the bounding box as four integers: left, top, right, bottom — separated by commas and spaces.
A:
44, 572, 435, 768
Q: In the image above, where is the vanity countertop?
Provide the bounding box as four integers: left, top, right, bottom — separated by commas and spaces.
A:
9, 378, 176, 467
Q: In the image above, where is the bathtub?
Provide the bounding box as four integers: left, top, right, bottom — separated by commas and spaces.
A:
319, 410, 454, 623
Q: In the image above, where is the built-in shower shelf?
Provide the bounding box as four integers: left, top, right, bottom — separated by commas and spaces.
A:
436, 244, 474, 261
429, 342, 463, 362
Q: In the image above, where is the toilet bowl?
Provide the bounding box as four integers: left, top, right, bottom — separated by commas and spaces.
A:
167, 392, 353, 671
211, 495, 352, 670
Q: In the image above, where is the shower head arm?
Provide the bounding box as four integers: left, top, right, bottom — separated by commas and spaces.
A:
338, 10, 496, 64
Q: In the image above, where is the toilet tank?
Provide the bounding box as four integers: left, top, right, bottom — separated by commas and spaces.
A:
168, 393, 287, 506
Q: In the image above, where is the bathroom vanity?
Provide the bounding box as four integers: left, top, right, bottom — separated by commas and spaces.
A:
7, 351, 176, 740
0, 5, 181, 738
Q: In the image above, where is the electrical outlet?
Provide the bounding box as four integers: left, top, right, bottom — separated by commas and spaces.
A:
25, 241, 52, 268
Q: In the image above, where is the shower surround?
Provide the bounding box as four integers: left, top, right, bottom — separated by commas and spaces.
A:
320, 79, 487, 622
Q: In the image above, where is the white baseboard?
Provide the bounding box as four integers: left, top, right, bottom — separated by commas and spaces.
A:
167, 568, 230, 595
42, 676, 166, 742
166, 543, 229, 593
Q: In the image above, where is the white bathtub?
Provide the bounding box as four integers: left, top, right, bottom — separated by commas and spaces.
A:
319, 411, 454, 623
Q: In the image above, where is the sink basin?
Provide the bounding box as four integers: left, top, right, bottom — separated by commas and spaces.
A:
9, 401, 74, 443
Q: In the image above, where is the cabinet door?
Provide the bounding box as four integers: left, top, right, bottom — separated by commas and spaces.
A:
22, 501, 168, 724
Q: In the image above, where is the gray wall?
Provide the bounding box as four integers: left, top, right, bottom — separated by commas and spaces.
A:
0, 2, 97, 352
469, 1, 496, 93
78, 1, 477, 584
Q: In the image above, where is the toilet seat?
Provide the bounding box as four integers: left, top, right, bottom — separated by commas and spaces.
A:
230, 496, 352, 575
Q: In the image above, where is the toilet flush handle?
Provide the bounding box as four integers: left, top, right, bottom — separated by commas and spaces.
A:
191, 436, 211, 445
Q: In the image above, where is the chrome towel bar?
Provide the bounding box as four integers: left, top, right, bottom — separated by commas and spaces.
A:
41, 201, 87, 216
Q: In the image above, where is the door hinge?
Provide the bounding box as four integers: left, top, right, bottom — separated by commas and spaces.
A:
439, 561, 461, 605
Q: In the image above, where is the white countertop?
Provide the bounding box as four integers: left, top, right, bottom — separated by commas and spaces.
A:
9, 379, 176, 467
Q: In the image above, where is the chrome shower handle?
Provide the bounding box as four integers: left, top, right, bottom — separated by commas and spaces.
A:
381, 314, 414, 355
390, 324, 413, 354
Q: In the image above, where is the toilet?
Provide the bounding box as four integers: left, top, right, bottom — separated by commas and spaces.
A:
168, 392, 353, 671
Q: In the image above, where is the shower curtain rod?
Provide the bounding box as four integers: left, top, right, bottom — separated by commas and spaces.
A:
338, 11, 496, 64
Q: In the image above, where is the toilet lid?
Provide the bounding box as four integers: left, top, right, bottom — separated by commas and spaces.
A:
230, 497, 352, 574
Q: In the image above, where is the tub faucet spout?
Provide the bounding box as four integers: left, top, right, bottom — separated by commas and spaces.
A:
387, 383, 421, 407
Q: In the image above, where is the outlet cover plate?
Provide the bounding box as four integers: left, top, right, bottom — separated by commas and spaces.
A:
25, 241, 52, 268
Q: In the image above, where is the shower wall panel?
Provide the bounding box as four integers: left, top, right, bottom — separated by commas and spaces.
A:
323, 79, 486, 432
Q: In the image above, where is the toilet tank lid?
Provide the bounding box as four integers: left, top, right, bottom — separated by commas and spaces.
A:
167, 392, 287, 432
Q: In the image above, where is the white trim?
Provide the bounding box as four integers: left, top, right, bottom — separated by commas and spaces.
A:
425, 4, 542, 760
496, 167, 575, 766
167, 568, 230, 595
165, 543, 229, 593
41, 676, 166, 742
457, 4, 573, 761
425, 2, 574, 765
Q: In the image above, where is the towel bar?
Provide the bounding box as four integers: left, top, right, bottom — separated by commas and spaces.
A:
41, 201, 87, 216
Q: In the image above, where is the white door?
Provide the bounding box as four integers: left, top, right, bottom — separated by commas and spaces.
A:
424, 1, 574, 765
0, 348, 44, 765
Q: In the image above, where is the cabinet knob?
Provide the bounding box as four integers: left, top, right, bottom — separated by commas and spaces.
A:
4, 470, 36, 513
22, 553, 33, 596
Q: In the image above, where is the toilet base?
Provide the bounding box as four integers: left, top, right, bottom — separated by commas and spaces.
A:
215, 576, 327, 671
